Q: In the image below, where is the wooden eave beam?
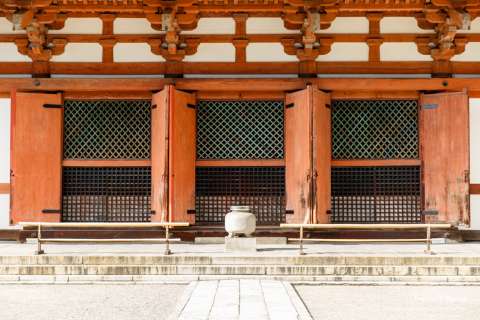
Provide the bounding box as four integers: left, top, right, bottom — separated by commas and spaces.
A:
0, 77, 477, 94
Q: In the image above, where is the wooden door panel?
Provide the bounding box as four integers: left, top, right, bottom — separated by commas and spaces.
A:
11, 92, 63, 223
151, 87, 169, 222
285, 87, 313, 223
170, 88, 196, 223
421, 92, 469, 225
313, 88, 331, 224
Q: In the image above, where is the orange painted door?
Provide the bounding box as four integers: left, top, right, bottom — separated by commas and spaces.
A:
312, 88, 332, 224
285, 85, 331, 223
151, 86, 196, 223
11, 92, 63, 223
151, 87, 169, 222
420, 92, 469, 225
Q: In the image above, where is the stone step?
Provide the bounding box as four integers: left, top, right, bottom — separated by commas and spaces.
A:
2, 274, 480, 284
2, 264, 480, 277
2, 255, 480, 266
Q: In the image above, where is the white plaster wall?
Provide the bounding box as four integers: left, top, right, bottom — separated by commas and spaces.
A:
114, 18, 164, 34
184, 43, 235, 62
247, 43, 298, 62
51, 43, 103, 62
0, 99, 10, 227
457, 18, 480, 34
49, 18, 102, 34
317, 17, 369, 34
183, 18, 235, 34
451, 43, 480, 61
0, 17, 25, 34
0, 43, 31, 62
380, 17, 434, 34
470, 98, 480, 229
246, 18, 299, 34
316, 43, 369, 61
114, 43, 165, 62
380, 43, 433, 61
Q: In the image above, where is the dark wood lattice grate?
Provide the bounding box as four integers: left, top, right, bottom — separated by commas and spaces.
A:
62, 167, 151, 222
63, 100, 151, 160
195, 167, 286, 225
332, 100, 419, 159
331, 166, 421, 223
196, 100, 284, 160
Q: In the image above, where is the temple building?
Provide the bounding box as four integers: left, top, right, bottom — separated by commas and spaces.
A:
0, 0, 479, 232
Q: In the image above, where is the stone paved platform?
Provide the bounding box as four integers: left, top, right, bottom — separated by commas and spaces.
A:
2, 240, 479, 256
171, 280, 312, 320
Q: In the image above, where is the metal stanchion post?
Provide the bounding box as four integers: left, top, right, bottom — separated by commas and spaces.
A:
36, 225, 44, 255
164, 226, 172, 255
299, 225, 305, 255
424, 224, 432, 255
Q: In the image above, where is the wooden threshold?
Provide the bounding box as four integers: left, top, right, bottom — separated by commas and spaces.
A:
332, 159, 421, 167
62, 160, 151, 167
196, 159, 285, 167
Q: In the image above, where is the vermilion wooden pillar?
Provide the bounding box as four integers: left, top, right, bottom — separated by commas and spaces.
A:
11, 92, 63, 223
420, 92, 469, 225
285, 85, 331, 224
151, 85, 196, 223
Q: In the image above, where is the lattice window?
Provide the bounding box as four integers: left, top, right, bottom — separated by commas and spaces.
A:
332, 100, 418, 159
196, 167, 286, 225
331, 166, 421, 223
62, 167, 151, 222
196, 100, 284, 160
63, 100, 151, 159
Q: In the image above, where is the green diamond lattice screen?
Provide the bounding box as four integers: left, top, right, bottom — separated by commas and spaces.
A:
196, 100, 284, 160
63, 100, 151, 160
332, 100, 419, 159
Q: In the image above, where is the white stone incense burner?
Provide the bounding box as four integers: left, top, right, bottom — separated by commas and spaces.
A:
224, 205, 256, 237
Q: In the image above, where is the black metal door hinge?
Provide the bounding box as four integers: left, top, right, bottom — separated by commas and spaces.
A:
187, 104, 196, 109
42, 209, 61, 214
43, 104, 63, 109
285, 103, 295, 109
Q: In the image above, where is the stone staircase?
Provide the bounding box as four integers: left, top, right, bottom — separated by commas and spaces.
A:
1, 255, 480, 284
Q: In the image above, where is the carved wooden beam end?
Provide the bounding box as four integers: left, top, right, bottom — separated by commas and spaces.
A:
148, 36, 200, 61
420, 4, 472, 61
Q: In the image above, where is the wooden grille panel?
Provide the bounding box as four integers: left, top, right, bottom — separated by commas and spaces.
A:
331, 166, 421, 223
63, 100, 151, 160
332, 100, 419, 160
195, 167, 286, 225
196, 100, 284, 160
62, 167, 152, 222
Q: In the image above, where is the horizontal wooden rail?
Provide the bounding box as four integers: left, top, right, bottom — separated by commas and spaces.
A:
20, 222, 189, 255
288, 238, 429, 243
280, 223, 451, 229
38, 238, 181, 243
62, 160, 151, 167
19, 222, 189, 228
331, 159, 421, 167
196, 159, 285, 167
280, 223, 452, 255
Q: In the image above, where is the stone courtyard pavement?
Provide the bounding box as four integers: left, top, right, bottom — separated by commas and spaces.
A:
1, 282, 479, 320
